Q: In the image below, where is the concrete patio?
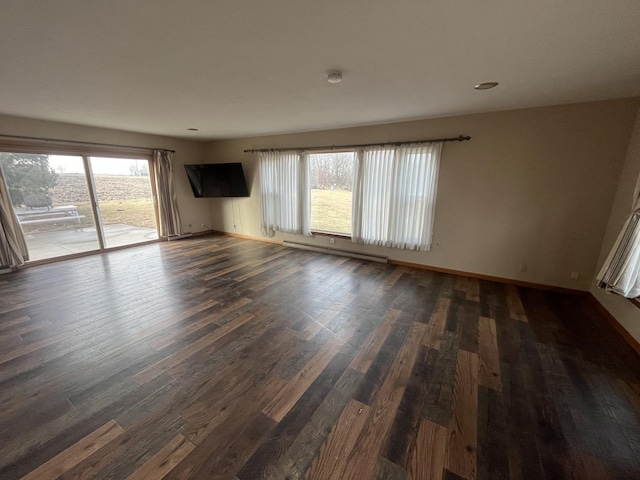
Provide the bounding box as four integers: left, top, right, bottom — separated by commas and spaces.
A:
24, 224, 159, 261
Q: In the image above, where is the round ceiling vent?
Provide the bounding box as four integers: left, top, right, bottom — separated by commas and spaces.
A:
328, 72, 343, 84
474, 82, 499, 90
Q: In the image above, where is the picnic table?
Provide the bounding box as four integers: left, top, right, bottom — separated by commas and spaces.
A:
15, 205, 86, 226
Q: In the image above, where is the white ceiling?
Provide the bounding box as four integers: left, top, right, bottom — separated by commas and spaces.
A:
1, 1, 639, 140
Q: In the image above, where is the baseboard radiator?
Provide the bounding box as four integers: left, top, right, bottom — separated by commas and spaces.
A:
282, 241, 388, 263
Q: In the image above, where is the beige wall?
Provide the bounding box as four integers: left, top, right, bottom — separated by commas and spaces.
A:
0, 114, 209, 234
205, 99, 639, 290
591, 106, 640, 343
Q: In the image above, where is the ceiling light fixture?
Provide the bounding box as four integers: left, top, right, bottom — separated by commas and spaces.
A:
474, 82, 499, 90
187, 128, 199, 131
328, 72, 343, 84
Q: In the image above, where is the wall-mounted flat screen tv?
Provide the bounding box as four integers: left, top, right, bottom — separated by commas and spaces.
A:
184, 163, 249, 198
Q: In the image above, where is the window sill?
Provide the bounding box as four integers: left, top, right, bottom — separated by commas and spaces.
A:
311, 230, 352, 240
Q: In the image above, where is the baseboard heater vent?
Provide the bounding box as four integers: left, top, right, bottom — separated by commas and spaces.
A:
282, 241, 388, 264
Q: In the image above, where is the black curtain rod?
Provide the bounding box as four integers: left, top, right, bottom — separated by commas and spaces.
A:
243, 135, 470, 154
0, 133, 175, 153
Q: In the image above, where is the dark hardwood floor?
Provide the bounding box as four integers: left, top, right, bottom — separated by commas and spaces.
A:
1, 235, 640, 479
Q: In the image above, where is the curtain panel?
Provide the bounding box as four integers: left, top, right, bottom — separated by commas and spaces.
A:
153, 150, 183, 238
597, 173, 640, 297
259, 151, 311, 237
0, 165, 28, 267
352, 142, 442, 251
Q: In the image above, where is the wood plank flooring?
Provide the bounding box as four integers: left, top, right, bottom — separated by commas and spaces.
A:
1, 235, 640, 479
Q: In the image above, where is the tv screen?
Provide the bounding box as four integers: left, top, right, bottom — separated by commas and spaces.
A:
184, 163, 249, 198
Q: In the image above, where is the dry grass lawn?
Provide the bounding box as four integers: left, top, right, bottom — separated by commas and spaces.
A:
76, 199, 157, 229
21, 199, 157, 234
311, 189, 352, 234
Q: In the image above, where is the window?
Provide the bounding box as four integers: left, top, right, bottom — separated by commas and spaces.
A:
259, 151, 310, 237
259, 141, 442, 251
309, 152, 355, 235
598, 212, 640, 298
88, 157, 158, 249
352, 143, 442, 251
0, 150, 159, 262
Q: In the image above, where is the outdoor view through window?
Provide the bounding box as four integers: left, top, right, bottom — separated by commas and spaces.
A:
310, 152, 354, 235
0, 152, 158, 261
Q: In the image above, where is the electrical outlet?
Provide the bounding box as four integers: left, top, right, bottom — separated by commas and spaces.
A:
571, 271, 579, 280
520, 264, 527, 273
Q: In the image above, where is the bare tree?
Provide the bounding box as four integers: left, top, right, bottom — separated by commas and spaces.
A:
310, 153, 354, 191
129, 162, 149, 176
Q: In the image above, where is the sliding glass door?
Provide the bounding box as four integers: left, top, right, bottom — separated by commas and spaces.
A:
89, 157, 159, 249
0, 151, 159, 262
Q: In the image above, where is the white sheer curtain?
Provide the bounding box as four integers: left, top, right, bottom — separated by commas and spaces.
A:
259, 151, 311, 237
352, 142, 442, 251
0, 165, 28, 267
597, 172, 640, 297
153, 149, 183, 238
